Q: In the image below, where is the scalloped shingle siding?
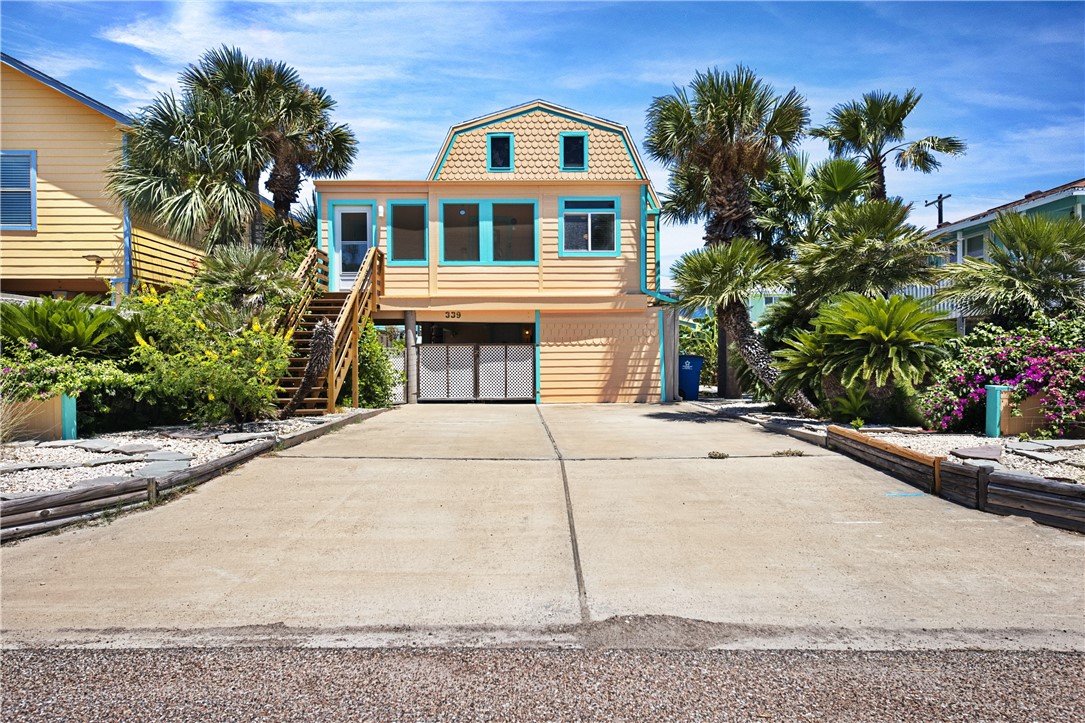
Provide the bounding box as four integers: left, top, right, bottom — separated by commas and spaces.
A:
438, 110, 638, 181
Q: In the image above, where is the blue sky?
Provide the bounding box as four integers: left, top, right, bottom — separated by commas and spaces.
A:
3, 1, 1083, 276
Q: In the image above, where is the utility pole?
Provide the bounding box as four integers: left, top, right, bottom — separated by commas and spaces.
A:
925, 193, 952, 225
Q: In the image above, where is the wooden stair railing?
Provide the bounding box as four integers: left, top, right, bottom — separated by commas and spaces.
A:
276, 248, 329, 334
323, 247, 385, 412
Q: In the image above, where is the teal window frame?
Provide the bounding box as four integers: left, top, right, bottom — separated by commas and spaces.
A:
387, 201, 428, 266
439, 199, 539, 266
486, 133, 514, 172
559, 132, 588, 172
327, 199, 378, 291
1, 150, 37, 230
558, 196, 621, 258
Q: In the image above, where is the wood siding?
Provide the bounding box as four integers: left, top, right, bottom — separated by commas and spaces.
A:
320, 183, 650, 308
0, 62, 199, 293
131, 228, 205, 287
539, 310, 661, 403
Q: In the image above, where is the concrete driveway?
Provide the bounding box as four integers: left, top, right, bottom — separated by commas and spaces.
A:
2, 404, 1082, 649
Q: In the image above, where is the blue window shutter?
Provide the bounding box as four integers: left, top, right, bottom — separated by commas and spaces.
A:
1, 152, 35, 228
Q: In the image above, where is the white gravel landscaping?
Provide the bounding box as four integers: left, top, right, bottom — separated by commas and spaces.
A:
0, 412, 360, 497
692, 397, 1085, 484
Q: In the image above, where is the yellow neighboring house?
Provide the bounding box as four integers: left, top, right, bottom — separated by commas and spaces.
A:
316, 100, 678, 403
0, 53, 203, 299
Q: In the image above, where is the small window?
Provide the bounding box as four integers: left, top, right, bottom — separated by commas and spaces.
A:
389, 204, 427, 263
1, 151, 36, 230
764, 296, 780, 306
560, 133, 587, 171
560, 198, 619, 256
964, 235, 985, 260
339, 212, 370, 273
443, 203, 481, 261
487, 133, 513, 172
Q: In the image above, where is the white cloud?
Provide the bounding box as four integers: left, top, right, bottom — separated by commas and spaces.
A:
16, 49, 103, 78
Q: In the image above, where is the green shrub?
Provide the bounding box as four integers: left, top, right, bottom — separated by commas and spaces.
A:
123, 284, 292, 425
918, 313, 1085, 436
775, 293, 954, 421
0, 294, 126, 357
0, 339, 140, 438
352, 320, 403, 408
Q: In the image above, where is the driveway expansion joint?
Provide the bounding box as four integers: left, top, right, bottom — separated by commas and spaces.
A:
536, 407, 590, 625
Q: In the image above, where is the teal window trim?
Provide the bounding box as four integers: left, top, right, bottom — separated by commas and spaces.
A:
558, 196, 621, 258
387, 200, 428, 266
1, 150, 37, 230
486, 132, 514, 172
559, 132, 588, 172
432, 107, 644, 180
439, 199, 539, 266
327, 200, 378, 291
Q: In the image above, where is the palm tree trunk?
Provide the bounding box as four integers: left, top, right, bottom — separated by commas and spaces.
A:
868, 159, 888, 201
247, 175, 265, 247
715, 305, 738, 398
718, 300, 816, 415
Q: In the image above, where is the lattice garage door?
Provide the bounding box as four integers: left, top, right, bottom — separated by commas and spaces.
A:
417, 344, 535, 401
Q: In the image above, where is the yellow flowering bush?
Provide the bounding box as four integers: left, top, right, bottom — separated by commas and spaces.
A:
124, 283, 291, 424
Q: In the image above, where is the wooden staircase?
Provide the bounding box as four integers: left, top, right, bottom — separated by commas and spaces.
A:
275, 247, 385, 416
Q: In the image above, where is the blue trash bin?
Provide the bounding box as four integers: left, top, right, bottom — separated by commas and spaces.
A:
678, 355, 704, 401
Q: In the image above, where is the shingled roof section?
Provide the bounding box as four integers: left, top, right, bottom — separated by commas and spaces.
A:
939, 178, 1085, 229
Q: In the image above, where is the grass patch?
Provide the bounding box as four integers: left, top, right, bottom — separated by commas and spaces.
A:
772, 449, 806, 457
707, 451, 730, 459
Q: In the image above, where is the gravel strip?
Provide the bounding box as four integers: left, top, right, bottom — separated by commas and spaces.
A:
2, 648, 1081, 721
0, 413, 360, 496
690, 399, 1084, 484
874, 432, 1084, 484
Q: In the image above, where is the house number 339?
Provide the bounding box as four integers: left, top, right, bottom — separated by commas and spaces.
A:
444, 311, 462, 319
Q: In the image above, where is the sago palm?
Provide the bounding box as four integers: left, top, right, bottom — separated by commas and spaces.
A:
813, 293, 954, 399
671, 239, 815, 414
935, 212, 1085, 326
811, 89, 966, 200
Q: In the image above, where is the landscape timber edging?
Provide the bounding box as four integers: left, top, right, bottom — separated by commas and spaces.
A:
0, 407, 390, 543
824, 425, 1084, 534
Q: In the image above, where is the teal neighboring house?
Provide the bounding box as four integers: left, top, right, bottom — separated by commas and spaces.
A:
931, 178, 1085, 264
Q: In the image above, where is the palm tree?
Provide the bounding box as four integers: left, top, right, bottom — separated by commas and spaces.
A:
182, 47, 357, 224
108, 46, 356, 249
792, 198, 940, 302
752, 153, 875, 254
671, 239, 815, 414
935, 212, 1085, 326
109, 89, 259, 249
811, 89, 966, 200
645, 66, 809, 403
196, 245, 299, 314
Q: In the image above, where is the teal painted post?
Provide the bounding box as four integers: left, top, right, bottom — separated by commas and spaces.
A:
985, 385, 1014, 438
60, 394, 77, 440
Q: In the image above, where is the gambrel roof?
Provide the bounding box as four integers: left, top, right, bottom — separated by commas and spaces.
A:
428, 100, 659, 205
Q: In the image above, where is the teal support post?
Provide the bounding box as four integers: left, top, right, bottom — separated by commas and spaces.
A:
985, 385, 1014, 438
60, 394, 77, 440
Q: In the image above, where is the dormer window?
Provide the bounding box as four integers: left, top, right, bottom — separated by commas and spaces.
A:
560, 132, 588, 171
487, 133, 514, 172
